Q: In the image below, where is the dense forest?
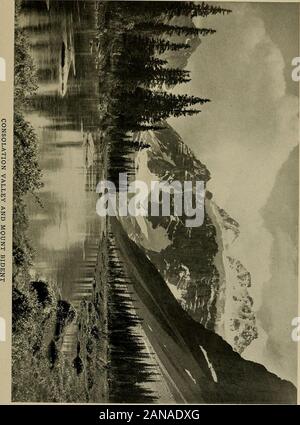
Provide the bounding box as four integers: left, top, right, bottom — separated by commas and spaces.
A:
107, 233, 159, 403
97, 1, 231, 402
95, 1, 231, 187
12, 0, 233, 403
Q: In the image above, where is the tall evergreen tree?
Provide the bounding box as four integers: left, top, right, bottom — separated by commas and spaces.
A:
155, 68, 191, 87
149, 37, 191, 54
134, 22, 216, 37
192, 2, 232, 17
148, 1, 232, 19
125, 35, 191, 55
116, 1, 231, 20
124, 88, 210, 123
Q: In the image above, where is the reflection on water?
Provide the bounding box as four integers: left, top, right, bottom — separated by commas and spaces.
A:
21, 1, 103, 300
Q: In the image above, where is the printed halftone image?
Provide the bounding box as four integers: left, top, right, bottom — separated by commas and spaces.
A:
12, 1, 298, 403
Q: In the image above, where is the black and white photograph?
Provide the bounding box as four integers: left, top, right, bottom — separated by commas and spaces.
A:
0, 0, 298, 405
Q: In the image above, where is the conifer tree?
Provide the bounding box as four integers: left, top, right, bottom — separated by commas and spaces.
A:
135, 22, 216, 37
126, 35, 191, 55
118, 1, 231, 20
150, 1, 232, 19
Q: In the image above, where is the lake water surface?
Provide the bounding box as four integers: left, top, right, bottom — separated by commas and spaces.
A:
21, 0, 103, 300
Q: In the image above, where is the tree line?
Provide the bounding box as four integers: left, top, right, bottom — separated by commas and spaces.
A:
96, 1, 231, 187
107, 234, 158, 403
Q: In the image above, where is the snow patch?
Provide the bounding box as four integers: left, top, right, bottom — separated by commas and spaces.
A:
184, 369, 197, 385
199, 346, 218, 383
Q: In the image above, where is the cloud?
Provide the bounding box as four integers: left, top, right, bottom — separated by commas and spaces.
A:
169, 3, 298, 381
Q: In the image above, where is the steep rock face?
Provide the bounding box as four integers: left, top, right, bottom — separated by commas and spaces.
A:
112, 217, 296, 404
208, 201, 258, 354
121, 124, 258, 353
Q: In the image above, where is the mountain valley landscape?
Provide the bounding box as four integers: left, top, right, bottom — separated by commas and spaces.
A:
12, 0, 298, 403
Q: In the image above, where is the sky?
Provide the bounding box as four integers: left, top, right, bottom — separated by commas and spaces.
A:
169, 2, 299, 383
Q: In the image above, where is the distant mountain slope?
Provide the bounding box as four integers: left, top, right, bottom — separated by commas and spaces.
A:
121, 124, 258, 353
257, 145, 298, 385
112, 217, 296, 404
